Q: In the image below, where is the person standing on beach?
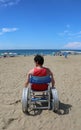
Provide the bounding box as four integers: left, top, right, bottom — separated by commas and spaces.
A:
24, 54, 55, 90
64, 52, 68, 58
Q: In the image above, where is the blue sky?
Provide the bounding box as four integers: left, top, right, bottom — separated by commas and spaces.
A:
0, 0, 81, 49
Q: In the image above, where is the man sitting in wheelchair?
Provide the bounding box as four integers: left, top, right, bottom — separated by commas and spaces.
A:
22, 54, 59, 113
24, 54, 55, 91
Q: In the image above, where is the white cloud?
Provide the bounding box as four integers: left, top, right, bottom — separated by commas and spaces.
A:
63, 42, 81, 49
58, 29, 81, 39
2, 27, 18, 32
0, 27, 18, 35
58, 30, 69, 36
0, 0, 21, 7
58, 24, 81, 39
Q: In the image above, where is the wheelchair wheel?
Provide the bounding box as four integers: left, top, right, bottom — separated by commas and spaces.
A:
51, 88, 59, 112
22, 87, 29, 113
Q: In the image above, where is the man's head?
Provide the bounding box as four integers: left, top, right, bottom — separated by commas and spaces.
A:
34, 54, 44, 65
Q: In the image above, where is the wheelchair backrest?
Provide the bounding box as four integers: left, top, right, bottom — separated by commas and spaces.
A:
29, 75, 51, 84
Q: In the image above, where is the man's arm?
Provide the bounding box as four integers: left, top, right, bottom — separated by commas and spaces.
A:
24, 73, 30, 87
51, 72, 55, 88
24, 69, 34, 87
47, 68, 55, 88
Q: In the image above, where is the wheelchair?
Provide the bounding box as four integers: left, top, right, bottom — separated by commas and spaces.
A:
22, 75, 59, 114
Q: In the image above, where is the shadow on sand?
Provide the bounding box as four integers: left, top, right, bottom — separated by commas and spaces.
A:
23, 103, 42, 116
56, 101, 72, 115
23, 101, 72, 116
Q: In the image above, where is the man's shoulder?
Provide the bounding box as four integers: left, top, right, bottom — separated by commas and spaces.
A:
28, 68, 34, 75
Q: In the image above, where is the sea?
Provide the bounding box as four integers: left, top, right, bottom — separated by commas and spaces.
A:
0, 49, 81, 56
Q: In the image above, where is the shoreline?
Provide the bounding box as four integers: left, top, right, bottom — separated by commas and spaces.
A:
0, 49, 81, 58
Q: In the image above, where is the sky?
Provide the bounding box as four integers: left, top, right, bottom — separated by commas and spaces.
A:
0, 0, 81, 50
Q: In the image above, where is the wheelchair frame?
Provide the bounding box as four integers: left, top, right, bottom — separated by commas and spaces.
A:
22, 75, 59, 113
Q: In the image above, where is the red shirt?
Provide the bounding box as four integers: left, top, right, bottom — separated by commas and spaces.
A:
31, 67, 48, 91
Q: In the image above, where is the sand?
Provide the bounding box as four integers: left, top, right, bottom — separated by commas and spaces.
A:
0, 55, 81, 130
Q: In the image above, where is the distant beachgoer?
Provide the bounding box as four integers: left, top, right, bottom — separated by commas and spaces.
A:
64, 52, 68, 58
24, 54, 55, 90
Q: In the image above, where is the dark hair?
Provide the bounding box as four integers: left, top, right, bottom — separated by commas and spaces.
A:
34, 54, 44, 65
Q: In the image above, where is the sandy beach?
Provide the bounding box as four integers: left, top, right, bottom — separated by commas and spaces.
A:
0, 55, 81, 130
